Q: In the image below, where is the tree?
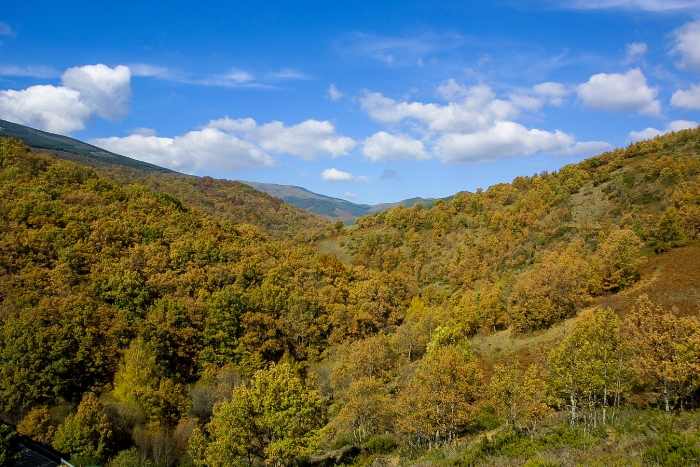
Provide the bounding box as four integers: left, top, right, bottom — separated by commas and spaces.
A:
654, 207, 686, 251
53, 393, 114, 465
331, 376, 395, 445
625, 295, 700, 412
596, 228, 644, 291
489, 363, 552, 438
193, 363, 326, 467
397, 329, 482, 448
17, 406, 55, 444
548, 308, 628, 427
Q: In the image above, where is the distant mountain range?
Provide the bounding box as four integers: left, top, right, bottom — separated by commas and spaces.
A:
243, 181, 438, 221
0, 119, 439, 221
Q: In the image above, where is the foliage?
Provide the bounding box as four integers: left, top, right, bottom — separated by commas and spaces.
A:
643, 432, 700, 467
52, 393, 114, 465
192, 362, 327, 467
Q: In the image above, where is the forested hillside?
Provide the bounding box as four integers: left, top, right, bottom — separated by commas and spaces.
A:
1, 128, 700, 467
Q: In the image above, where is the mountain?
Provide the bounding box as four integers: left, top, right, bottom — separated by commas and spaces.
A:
0, 119, 438, 223
244, 181, 439, 221
0, 119, 327, 238
2, 128, 700, 466
0, 119, 173, 173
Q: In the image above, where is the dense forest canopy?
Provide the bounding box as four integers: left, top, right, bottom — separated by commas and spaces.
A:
1, 127, 700, 466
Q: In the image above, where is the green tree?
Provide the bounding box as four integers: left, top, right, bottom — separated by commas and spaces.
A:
397, 330, 482, 448
548, 308, 628, 427
654, 206, 686, 251
53, 393, 114, 465
193, 362, 326, 467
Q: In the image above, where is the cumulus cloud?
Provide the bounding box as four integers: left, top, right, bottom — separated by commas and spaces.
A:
671, 20, 700, 70
321, 168, 354, 181
329, 84, 344, 101
577, 68, 660, 116
0, 64, 132, 134
628, 120, 699, 143
208, 117, 356, 160
0, 85, 92, 134
509, 82, 571, 111
622, 43, 647, 64
362, 132, 428, 162
436, 121, 609, 164
344, 191, 358, 198
671, 84, 700, 109
91, 128, 274, 173
562, 0, 700, 11
359, 81, 606, 164
361, 84, 518, 133
90, 117, 356, 174
61, 64, 131, 120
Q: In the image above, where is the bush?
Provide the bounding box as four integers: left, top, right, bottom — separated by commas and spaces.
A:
364, 435, 397, 454
643, 432, 700, 466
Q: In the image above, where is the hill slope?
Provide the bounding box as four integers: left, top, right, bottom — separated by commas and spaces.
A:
0, 119, 327, 239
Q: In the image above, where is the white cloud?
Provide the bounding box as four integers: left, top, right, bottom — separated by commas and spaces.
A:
320, 168, 369, 183
321, 168, 354, 181
671, 84, 700, 109
435, 121, 609, 164
359, 83, 605, 164
61, 64, 131, 120
208, 117, 356, 160
90, 128, 274, 173
201, 69, 255, 87
0, 65, 59, 78
361, 84, 518, 133
362, 132, 429, 161
131, 127, 157, 136
0, 85, 92, 134
129, 63, 179, 79
0, 22, 12, 35
577, 68, 660, 116
329, 84, 344, 101
628, 120, 698, 142
90, 116, 356, 174
622, 43, 647, 64
562, 0, 700, 11
0, 63, 132, 134
671, 20, 700, 70
509, 82, 571, 111
344, 191, 358, 199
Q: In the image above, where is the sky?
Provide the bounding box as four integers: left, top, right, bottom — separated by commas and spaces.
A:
1, 1, 700, 205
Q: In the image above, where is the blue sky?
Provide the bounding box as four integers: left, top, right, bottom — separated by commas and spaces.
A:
1, 1, 700, 205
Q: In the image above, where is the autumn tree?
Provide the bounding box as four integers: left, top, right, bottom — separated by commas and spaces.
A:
625, 295, 700, 412
192, 363, 326, 467
489, 363, 552, 437
596, 228, 644, 292
331, 376, 395, 444
397, 327, 482, 448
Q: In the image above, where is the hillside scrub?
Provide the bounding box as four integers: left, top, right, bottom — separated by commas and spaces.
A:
1, 128, 700, 466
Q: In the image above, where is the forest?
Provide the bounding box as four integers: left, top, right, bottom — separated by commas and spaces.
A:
1, 126, 700, 466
